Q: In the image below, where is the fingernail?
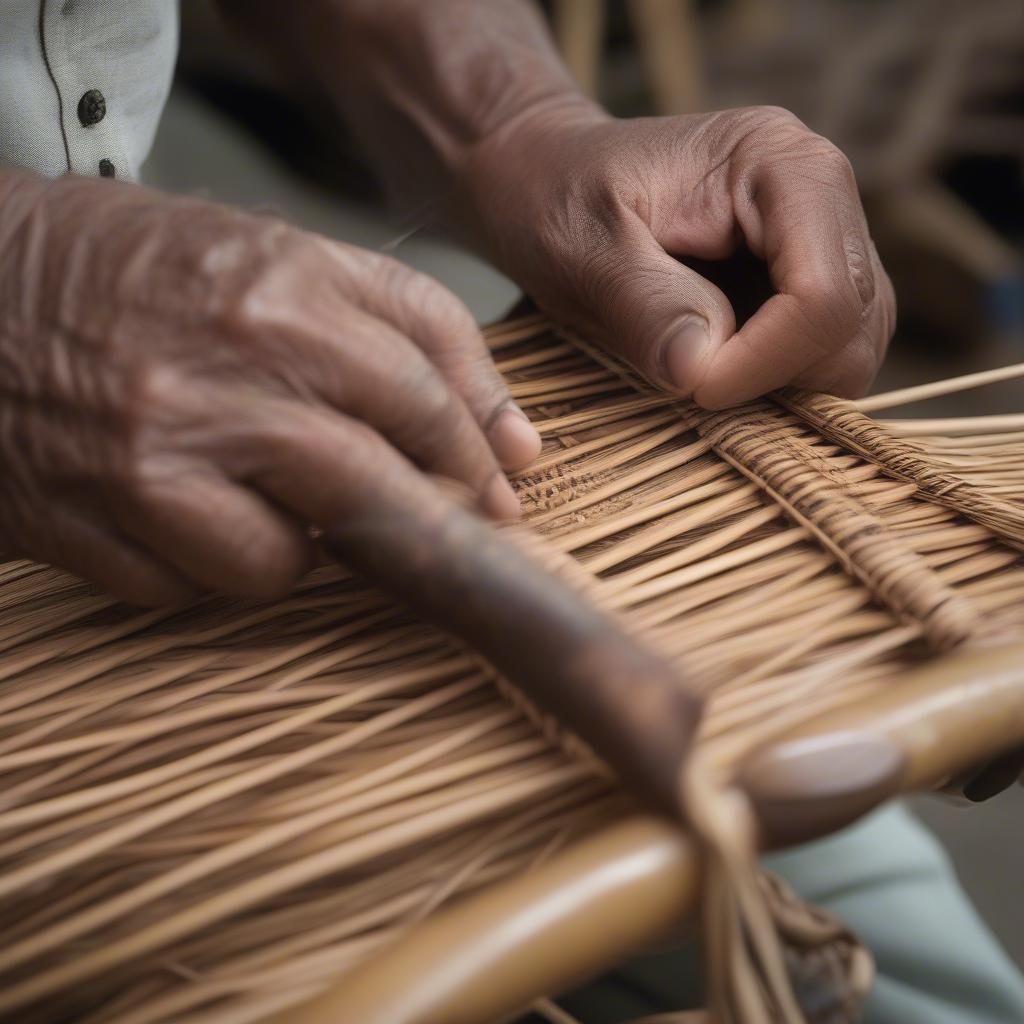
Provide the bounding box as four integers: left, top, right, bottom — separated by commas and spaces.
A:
482, 472, 521, 521
661, 318, 712, 394
488, 406, 542, 471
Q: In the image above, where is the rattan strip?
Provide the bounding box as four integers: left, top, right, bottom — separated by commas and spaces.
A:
694, 402, 981, 651
777, 390, 1024, 549
854, 363, 1024, 412
551, 328, 983, 651
0, 317, 1018, 1023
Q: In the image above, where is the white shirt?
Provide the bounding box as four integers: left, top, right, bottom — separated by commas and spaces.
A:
0, 0, 178, 181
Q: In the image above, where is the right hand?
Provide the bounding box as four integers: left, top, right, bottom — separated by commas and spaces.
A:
459, 103, 896, 409
0, 171, 540, 606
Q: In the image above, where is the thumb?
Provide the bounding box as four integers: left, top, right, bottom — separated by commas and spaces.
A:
587, 230, 736, 397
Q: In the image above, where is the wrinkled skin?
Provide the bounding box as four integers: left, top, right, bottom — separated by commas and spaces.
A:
0, 173, 540, 606
459, 104, 897, 409
0, 103, 896, 611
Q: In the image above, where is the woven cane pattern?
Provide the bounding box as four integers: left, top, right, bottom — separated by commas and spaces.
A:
777, 389, 1024, 549
694, 402, 981, 651
0, 316, 1019, 1023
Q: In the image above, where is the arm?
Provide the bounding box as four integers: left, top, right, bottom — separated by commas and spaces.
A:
221, 0, 584, 219
0, 164, 539, 605
224, 0, 896, 408
0, 164, 701, 808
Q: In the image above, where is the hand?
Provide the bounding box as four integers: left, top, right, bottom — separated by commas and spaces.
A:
0, 172, 540, 605
459, 103, 896, 408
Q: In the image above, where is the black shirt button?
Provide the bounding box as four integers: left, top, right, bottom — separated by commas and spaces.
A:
98, 159, 115, 178
78, 89, 106, 127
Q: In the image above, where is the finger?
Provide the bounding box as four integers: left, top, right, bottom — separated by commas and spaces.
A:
247, 402, 519, 538
697, 135, 887, 408
246, 402, 702, 818
332, 251, 541, 470
223, 398, 518, 559
777, 241, 894, 397
244, 298, 519, 519
792, 264, 890, 395
330, 317, 519, 518
577, 218, 736, 396
112, 464, 317, 600
28, 509, 197, 607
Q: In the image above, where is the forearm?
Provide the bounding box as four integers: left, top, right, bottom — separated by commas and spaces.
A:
220, 1, 893, 408
221, 0, 599, 221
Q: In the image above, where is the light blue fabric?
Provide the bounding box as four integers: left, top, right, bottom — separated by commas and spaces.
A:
766, 805, 1024, 1024
523, 804, 1024, 1024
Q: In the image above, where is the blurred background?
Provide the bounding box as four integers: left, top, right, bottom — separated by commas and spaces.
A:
147, 0, 1024, 966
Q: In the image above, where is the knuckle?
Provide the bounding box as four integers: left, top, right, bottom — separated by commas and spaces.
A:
795, 257, 869, 332
589, 172, 642, 223
376, 250, 417, 295
401, 362, 492, 473
406, 363, 458, 437
228, 257, 301, 335
842, 235, 875, 311
113, 362, 185, 491
752, 104, 802, 128
230, 281, 273, 336
806, 136, 856, 184
360, 251, 435, 311
535, 172, 633, 270
408, 273, 478, 339
130, 359, 183, 415
437, 345, 506, 414
805, 275, 853, 315
428, 290, 478, 345
731, 105, 805, 143
385, 261, 482, 344
253, 407, 323, 465
203, 219, 298, 324
792, 275, 859, 337
220, 227, 335, 341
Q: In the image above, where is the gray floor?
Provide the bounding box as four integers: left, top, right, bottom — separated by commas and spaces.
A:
144, 85, 1024, 971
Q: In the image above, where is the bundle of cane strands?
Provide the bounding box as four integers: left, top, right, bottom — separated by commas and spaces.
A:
0, 315, 1021, 1024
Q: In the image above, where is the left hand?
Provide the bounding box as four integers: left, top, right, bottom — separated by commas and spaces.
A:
457, 103, 896, 409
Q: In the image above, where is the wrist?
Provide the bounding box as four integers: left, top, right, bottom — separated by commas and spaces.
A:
448, 94, 611, 252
